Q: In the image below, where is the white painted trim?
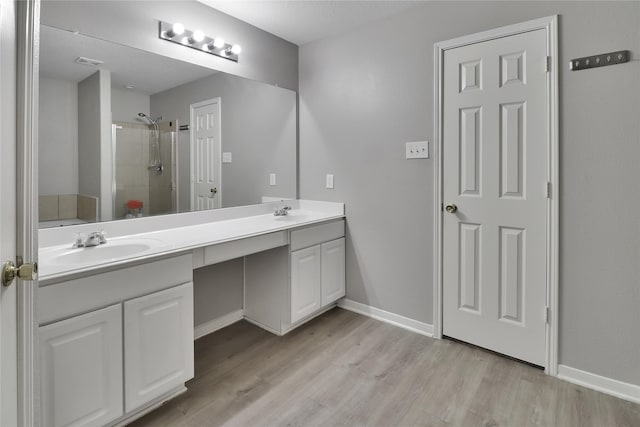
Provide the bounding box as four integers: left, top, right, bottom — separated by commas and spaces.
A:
433, 16, 559, 375
194, 309, 244, 340
545, 16, 560, 378
338, 299, 433, 337
16, 1, 40, 425
189, 97, 222, 211
261, 196, 294, 203
110, 385, 187, 427
557, 365, 640, 405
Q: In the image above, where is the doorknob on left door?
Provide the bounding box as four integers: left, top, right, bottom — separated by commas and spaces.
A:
2, 260, 38, 287
445, 203, 458, 213
444, 203, 458, 213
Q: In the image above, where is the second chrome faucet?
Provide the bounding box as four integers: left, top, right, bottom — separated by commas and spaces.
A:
274, 206, 292, 216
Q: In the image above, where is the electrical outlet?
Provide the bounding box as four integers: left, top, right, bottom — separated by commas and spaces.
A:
326, 174, 334, 189
405, 141, 429, 159
269, 173, 276, 186
222, 152, 232, 163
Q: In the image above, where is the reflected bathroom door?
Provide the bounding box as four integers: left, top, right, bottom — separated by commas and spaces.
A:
190, 98, 221, 211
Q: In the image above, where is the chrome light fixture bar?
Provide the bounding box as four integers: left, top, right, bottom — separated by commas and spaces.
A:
158, 21, 241, 63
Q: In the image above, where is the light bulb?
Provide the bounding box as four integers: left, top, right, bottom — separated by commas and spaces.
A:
192, 30, 204, 42
172, 23, 185, 36
230, 44, 242, 55
213, 37, 225, 48
181, 36, 190, 45
162, 22, 185, 39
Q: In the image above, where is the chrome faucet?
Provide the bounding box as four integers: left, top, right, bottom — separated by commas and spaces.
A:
274, 206, 292, 216
73, 230, 107, 248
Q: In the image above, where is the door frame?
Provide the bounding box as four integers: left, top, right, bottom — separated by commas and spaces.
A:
189, 97, 222, 210
432, 15, 559, 375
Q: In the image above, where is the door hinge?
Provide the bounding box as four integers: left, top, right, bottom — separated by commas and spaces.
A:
545, 182, 552, 199
545, 56, 551, 72
545, 306, 551, 324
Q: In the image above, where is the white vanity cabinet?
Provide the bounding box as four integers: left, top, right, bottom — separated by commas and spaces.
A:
290, 245, 322, 323
38, 254, 194, 427
320, 238, 346, 306
245, 219, 345, 334
40, 304, 123, 427
124, 283, 194, 412
290, 238, 346, 323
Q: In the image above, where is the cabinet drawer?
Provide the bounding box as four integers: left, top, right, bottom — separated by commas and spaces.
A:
290, 220, 344, 251
200, 231, 288, 267
39, 254, 193, 325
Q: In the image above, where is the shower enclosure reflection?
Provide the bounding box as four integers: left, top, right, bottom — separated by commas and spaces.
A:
112, 119, 176, 220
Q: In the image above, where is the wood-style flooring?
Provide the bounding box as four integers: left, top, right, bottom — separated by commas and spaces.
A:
130, 308, 640, 427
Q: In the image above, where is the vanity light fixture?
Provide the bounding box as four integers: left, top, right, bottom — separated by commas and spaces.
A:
161, 22, 185, 39
158, 21, 241, 62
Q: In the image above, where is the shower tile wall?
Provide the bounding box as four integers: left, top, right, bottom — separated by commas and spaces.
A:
114, 121, 150, 219
148, 129, 174, 216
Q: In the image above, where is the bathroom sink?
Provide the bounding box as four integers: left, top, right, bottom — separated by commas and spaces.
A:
46, 238, 164, 266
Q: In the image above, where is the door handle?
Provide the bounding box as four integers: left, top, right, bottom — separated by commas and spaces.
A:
209, 188, 218, 198
445, 203, 458, 214
2, 260, 38, 287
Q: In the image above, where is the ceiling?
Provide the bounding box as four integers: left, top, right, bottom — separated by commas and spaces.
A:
40, 25, 216, 95
198, 0, 419, 46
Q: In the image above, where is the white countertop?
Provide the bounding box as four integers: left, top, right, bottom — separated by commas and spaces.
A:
38, 200, 345, 282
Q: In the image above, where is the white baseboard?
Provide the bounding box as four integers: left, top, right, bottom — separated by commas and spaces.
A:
338, 299, 433, 337
194, 309, 244, 340
557, 364, 640, 404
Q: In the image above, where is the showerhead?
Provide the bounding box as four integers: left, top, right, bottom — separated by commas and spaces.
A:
138, 112, 160, 126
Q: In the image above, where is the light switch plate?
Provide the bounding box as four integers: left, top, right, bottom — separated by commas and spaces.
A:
269, 173, 276, 186
406, 141, 429, 159
222, 152, 232, 163
326, 174, 334, 189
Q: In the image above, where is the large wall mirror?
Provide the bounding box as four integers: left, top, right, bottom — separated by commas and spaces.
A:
38, 23, 296, 228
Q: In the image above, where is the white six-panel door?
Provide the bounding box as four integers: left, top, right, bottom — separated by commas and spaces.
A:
442, 29, 548, 366
190, 98, 221, 211
0, 0, 18, 423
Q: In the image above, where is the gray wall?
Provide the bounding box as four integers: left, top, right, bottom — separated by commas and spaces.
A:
77, 71, 104, 203
299, 1, 640, 386
111, 88, 150, 123
39, 77, 78, 195
78, 70, 112, 221
150, 72, 296, 211
193, 259, 244, 327
41, 0, 298, 91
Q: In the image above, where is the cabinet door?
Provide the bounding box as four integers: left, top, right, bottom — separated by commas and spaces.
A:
321, 238, 346, 306
40, 304, 123, 427
290, 245, 322, 323
124, 283, 194, 412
